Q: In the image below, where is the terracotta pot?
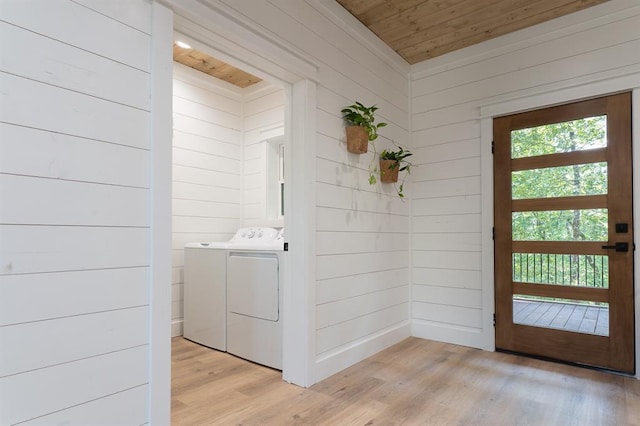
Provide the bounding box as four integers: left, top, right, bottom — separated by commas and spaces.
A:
379, 159, 399, 183
346, 125, 368, 154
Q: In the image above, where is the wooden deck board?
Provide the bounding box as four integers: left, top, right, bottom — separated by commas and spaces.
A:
537, 303, 564, 327
513, 299, 609, 336
566, 305, 587, 331
595, 309, 609, 335
549, 303, 576, 329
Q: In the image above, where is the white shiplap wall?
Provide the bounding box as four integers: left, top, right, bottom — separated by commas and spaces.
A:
171, 64, 285, 336
0, 1, 154, 423
171, 63, 243, 336
243, 82, 285, 224
410, 1, 640, 349
213, 0, 412, 381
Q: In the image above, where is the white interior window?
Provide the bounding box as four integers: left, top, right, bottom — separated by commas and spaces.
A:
267, 136, 285, 219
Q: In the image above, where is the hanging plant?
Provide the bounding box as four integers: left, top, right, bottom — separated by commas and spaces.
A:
371, 146, 413, 198
341, 102, 387, 154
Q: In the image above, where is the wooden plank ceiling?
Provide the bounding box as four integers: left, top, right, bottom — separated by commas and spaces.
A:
173, 43, 262, 88
336, 0, 609, 64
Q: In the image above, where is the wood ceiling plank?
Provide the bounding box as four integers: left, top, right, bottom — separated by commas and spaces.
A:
400, 0, 608, 63
372, 0, 499, 47
410, 1, 605, 62
336, 0, 387, 18
337, 0, 609, 64
343, 0, 432, 27
394, 0, 549, 54
172, 44, 262, 88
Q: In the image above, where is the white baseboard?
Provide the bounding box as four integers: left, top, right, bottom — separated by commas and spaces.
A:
171, 320, 183, 338
411, 320, 492, 351
313, 321, 411, 384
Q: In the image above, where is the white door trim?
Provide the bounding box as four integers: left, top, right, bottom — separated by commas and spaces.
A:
149, 2, 174, 424
156, 0, 319, 387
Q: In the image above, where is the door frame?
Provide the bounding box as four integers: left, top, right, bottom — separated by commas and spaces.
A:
154, 0, 319, 389
492, 93, 633, 372
479, 87, 640, 378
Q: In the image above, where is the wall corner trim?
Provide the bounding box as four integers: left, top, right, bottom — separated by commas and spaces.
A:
307, 0, 410, 76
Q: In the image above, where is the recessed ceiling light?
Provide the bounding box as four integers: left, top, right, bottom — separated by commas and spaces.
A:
175, 41, 191, 49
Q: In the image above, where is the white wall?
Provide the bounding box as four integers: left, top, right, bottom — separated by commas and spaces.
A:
243, 82, 286, 224
5, 4, 633, 420
0, 0, 165, 423
171, 63, 243, 336
409, 1, 640, 353
170, 64, 286, 336
208, 0, 413, 382
166, 0, 413, 383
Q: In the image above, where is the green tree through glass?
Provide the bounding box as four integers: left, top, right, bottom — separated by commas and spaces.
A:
511, 116, 608, 289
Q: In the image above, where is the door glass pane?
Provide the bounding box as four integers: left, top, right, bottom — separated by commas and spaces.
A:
512, 163, 607, 199
512, 209, 608, 241
511, 115, 606, 159
513, 295, 609, 336
512, 253, 609, 288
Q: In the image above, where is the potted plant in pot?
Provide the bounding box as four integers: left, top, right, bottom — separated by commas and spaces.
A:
341, 102, 387, 154
375, 146, 413, 198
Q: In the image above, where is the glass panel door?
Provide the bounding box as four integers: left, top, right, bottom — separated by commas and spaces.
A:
493, 93, 634, 373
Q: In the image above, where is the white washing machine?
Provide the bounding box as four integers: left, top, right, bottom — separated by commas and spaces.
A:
183, 241, 230, 351
183, 227, 285, 370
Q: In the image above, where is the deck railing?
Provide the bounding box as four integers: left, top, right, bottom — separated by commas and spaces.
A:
512, 253, 608, 288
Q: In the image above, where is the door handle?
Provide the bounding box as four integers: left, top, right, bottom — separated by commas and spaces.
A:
601, 242, 629, 252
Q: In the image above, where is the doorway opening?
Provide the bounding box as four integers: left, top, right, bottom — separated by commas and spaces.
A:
170, 37, 289, 372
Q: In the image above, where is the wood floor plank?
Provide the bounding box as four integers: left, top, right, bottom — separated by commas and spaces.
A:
624, 378, 640, 426
171, 336, 638, 425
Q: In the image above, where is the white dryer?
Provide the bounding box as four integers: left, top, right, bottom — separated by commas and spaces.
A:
226, 228, 285, 370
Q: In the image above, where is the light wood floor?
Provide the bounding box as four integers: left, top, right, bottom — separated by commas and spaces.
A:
171, 337, 640, 425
